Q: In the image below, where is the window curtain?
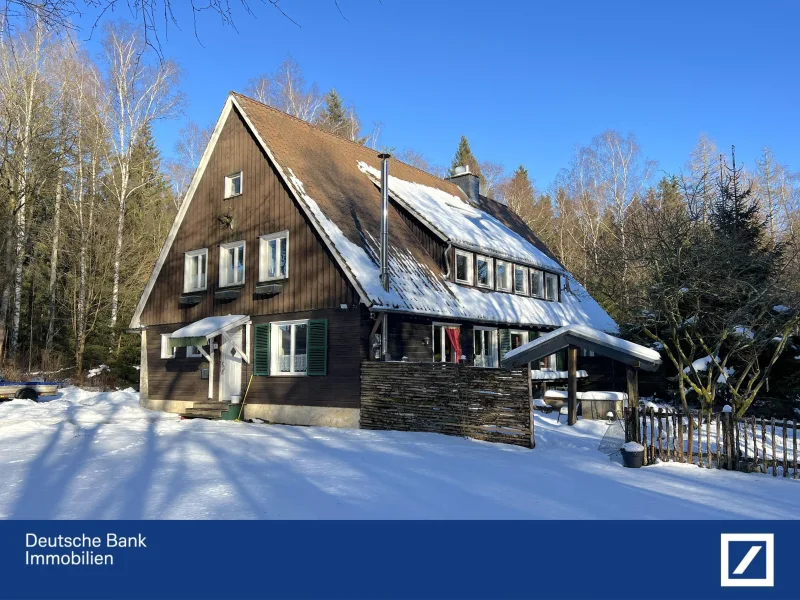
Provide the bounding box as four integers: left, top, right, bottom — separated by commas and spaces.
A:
445, 327, 461, 363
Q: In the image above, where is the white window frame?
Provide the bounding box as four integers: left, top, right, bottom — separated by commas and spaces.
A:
183, 248, 208, 293
270, 319, 309, 377
475, 255, 494, 289
514, 265, 529, 296
495, 260, 511, 292
473, 326, 499, 368
454, 250, 474, 285
224, 171, 243, 199
545, 272, 559, 301
432, 322, 461, 363
219, 240, 246, 288
259, 231, 290, 282
509, 329, 529, 351
530, 268, 544, 298
187, 345, 204, 358
160, 334, 176, 359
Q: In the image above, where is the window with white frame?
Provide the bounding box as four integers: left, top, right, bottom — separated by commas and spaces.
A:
530, 269, 544, 298
495, 260, 511, 292
433, 323, 461, 363
545, 273, 559, 301
454, 250, 473, 285
160, 334, 176, 359
259, 231, 289, 281
187, 345, 208, 358
476, 255, 493, 288
224, 171, 242, 198
510, 330, 529, 351
219, 241, 245, 287
271, 320, 308, 375
514, 265, 528, 295
183, 248, 208, 293
473, 327, 498, 368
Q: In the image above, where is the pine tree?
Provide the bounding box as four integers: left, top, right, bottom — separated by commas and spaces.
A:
318, 89, 348, 136
448, 135, 482, 178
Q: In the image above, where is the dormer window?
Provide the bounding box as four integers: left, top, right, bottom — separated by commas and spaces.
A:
476, 255, 493, 288
454, 250, 473, 285
495, 260, 511, 292
545, 273, 559, 301
530, 269, 544, 298
514, 265, 528, 295
224, 171, 242, 198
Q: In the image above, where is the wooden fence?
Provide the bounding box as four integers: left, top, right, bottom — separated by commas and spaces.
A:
360, 362, 533, 448
624, 407, 799, 478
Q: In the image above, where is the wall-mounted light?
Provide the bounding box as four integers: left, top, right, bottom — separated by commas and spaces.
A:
423, 336, 431, 346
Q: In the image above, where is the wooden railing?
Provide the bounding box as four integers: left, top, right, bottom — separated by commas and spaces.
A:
624, 407, 799, 478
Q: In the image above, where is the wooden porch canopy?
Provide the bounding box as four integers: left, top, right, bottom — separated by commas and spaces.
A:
501, 325, 661, 426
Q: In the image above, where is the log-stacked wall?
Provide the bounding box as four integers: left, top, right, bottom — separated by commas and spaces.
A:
360, 362, 532, 448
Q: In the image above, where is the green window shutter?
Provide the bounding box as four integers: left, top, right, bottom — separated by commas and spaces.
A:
498, 328, 511, 360
254, 323, 271, 376
307, 319, 328, 376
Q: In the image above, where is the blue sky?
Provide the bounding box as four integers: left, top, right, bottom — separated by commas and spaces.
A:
80, 0, 799, 188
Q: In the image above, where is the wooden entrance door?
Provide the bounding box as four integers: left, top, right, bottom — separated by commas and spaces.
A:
218, 327, 243, 401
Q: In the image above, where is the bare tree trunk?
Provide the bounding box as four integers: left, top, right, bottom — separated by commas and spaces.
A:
45, 164, 63, 354
109, 167, 127, 329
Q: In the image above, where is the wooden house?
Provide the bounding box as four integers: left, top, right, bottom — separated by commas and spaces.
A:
129, 92, 616, 427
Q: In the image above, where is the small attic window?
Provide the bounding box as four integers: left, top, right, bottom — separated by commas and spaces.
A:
454, 250, 473, 285
225, 172, 242, 198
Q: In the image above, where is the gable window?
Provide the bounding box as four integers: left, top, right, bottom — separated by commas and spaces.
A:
530, 269, 544, 298
496, 260, 511, 292
545, 273, 559, 301
259, 231, 289, 281
433, 323, 461, 363
183, 249, 208, 293
476, 255, 493, 288
219, 241, 245, 287
514, 265, 528, 295
160, 334, 176, 359
224, 171, 242, 198
271, 320, 308, 375
454, 250, 473, 285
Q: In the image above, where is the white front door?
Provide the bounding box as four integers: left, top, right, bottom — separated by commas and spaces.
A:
473, 327, 498, 368
219, 327, 243, 402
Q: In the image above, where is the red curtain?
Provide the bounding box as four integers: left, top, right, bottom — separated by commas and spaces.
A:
445, 327, 461, 363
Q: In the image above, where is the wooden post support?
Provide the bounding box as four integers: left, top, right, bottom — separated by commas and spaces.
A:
649, 409, 655, 462
567, 345, 578, 426
527, 362, 535, 449
626, 367, 640, 442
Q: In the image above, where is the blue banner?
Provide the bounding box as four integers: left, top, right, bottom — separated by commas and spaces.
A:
0, 520, 795, 599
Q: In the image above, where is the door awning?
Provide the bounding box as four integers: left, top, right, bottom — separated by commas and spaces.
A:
169, 315, 249, 348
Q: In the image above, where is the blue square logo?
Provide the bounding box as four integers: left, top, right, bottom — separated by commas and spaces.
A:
721, 534, 774, 587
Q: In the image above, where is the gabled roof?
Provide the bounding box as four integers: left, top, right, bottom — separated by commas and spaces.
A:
131, 92, 617, 332
502, 325, 662, 371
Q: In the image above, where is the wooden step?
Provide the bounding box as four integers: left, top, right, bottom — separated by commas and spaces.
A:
191, 402, 230, 410
183, 408, 225, 419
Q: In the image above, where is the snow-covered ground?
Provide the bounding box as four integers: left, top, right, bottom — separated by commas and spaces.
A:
0, 387, 797, 520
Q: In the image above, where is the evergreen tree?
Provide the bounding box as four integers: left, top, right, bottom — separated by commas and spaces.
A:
318, 89, 348, 136
448, 135, 482, 178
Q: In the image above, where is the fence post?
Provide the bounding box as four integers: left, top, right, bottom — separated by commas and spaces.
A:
626, 367, 639, 442
783, 420, 788, 478
793, 421, 797, 480
678, 413, 684, 463
761, 417, 766, 474
649, 408, 656, 462
715, 413, 721, 469
726, 414, 733, 471
641, 407, 648, 466
687, 414, 694, 465
734, 418, 741, 470
751, 417, 757, 467
706, 412, 712, 468
657, 409, 663, 460
698, 412, 704, 468
771, 418, 777, 477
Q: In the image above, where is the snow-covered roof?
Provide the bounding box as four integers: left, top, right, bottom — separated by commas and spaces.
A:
171, 315, 249, 340
358, 162, 564, 272
286, 168, 616, 331
502, 325, 662, 371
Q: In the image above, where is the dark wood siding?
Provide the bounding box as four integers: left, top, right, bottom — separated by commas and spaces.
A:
140, 106, 359, 327
147, 324, 213, 401
242, 308, 367, 409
